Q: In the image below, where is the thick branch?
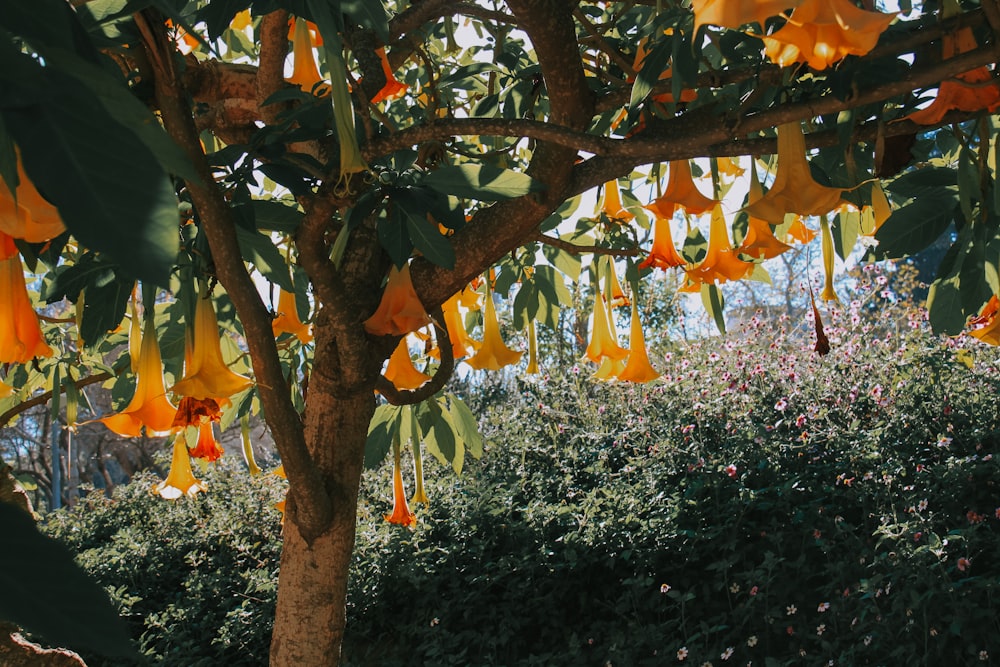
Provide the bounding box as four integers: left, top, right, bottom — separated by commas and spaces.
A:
256, 9, 290, 126
374, 308, 454, 405
389, 1, 516, 42
136, 11, 332, 538
0, 372, 112, 429
533, 232, 642, 257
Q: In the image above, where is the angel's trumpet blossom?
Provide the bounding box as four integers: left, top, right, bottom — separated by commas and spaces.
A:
686, 204, 753, 285
736, 168, 791, 261
189, 421, 224, 462
760, 0, 895, 71
153, 432, 207, 500
819, 215, 840, 304
617, 301, 660, 384
364, 264, 432, 337
600, 180, 634, 223
646, 160, 717, 217
384, 439, 416, 527
434, 288, 479, 359
743, 123, 844, 224
288, 17, 326, 94
171, 294, 254, 401
384, 338, 431, 390
969, 296, 1000, 345
692, 0, 802, 33
584, 285, 628, 364
525, 320, 540, 375
639, 216, 688, 270
272, 288, 312, 344
0, 153, 66, 242
99, 315, 177, 437
465, 290, 522, 371
370, 48, 408, 104
0, 235, 52, 365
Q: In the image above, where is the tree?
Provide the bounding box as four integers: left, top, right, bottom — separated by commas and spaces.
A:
2, 0, 1000, 664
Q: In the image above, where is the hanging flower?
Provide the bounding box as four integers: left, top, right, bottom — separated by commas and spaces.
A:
736, 168, 791, 261
287, 17, 327, 94
608, 264, 630, 307
639, 216, 688, 270
0, 152, 66, 242
584, 283, 628, 364
784, 216, 818, 244
99, 314, 177, 437
188, 421, 224, 462
0, 234, 52, 364
618, 301, 660, 383
364, 264, 432, 337
600, 180, 634, 223
230, 9, 252, 31
370, 48, 408, 104
716, 156, 746, 179
171, 396, 223, 430
385, 439, 416, 527
432, 286, 480, 360
593, 357, 626, 381
410, 439, 429, 506
152, 432, 207, 500
819, 215, 840, 304
692, 0, 802, 33
465, 289, 522, 370
646, 160, 717, 217
384, 338, 431, 390
686, 204, 753, 285
744, 123, 844, 224
969, 296, 1000, 345
760, 0, 895, 70
272, 288, 312, 344
171, 293, 254, 401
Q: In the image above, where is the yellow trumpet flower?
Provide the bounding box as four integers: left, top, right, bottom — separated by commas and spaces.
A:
600, 180, 634, 223
0, 153, 66, 243
0, 234, 52, 364
465, 290, 522, 371
288, 17, 327, 94
584, 284, 628, 364
592, 357, 626, 381
819, 215, 840, 304
525, 319, 540, 375
692, 0, 802, 33
272, 288, 312, 344
608, 265, 630, 307
686, 204, 753, 285
370, 48, 408, 104
433, 288, 479, 360
364, 264, 432, 337
760, 0, 895, 70
99, 315, 177, 437
230, 9, 252, 31
743, 123, 844, 224
409, 437, 429, 506
384, 338, 431, 390
646, 160, 717, 218
639, 216, 687, 270
153, 432, 207, 500
171, 293, 254, 401
617, 301, 660, 384
736, 168, 791, 261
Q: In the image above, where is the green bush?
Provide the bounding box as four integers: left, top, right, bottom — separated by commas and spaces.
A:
46, 308, 1000, 666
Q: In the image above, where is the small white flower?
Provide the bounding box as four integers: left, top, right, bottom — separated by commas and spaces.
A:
817, 602, 830, 612
864, 635, 872, 646
786, 605, 797, 615
816, 624, 826, 636
747, 636, 758, 648
918, 499, 928, 512
980, 650, 989, 661
721, 647, 734, 661
677, 647, 689, 661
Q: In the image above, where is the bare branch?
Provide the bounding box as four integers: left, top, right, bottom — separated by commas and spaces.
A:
374, 308, 455, 405
533, 232, 642, 257
0, 372, 113, 429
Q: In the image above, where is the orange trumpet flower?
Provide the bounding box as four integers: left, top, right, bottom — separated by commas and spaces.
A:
272, 288, 312, 344
230, 9, 252, 31
384, 338, 431, 390
617, 301, 660, 383
525, 319, 540, 375
99, 315, 177, 437
364, 264, 432, 337
584, 284, 628, 364
385, 439, 416, 527
736, 168, 791, 261
433, 287, 479, 360
639, 216, 688, 270
646, 160, 717, 218
692, 0, 801, 33
370, 48, 408, 104
743, 123, 844, 224
760, 0, 895, 70
153, 432, 207, 500
171, 294, 254, 401
600, 180, 634, 223
465, 290, 522, 371
969, 296, 1000, 346
189, 421, 224, 462
288, 17, 326, 94
686, 204, 753, 285
0, 234, 52, 364
0, 153, 66, 243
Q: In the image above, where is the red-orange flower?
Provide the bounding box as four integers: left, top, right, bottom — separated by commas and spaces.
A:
639, 216, 688, 270
969, 296, 1000, 345
364, 264, 432, 337
370, 48, 408, 104
288, 17, 326, 94
0, 153, 66, 243
646, 160, 717, 217
0, 234, 52, 364
188, 421, 224, 462
760, 0, 895, 71
617, 301, 660, 383
385, 440, 416, 527
171, 396, 224, 430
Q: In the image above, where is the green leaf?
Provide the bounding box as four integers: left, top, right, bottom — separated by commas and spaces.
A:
446, 395, 483, 460
395, 190, 455, 269
417, 400, 457, 468
252, 199, 304, 233
0, 503, 136, 658
196, 0, 252, 40
629, 37, 672, 110
81, 271, 132, 347
234, 226, 294, 291
342, 0, 389, 44
887, 167, 957, 198
365, 404, 400, 469
701, 283, 726, 335
874, 189, 956, 258
422, 164, 544, 201
2, 69, 179, 284
0, 114, 17, 199
381, 205, 414, 268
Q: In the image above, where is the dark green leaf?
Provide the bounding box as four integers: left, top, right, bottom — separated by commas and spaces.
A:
887, 167, 957, 198
2, 70, 179, 284
701, 283, 726, 335
257, 163, 313, 197
395, 190, 455, 269
446, 395, 483, 459
0, 0, 99, 62
0, 503, 136, 658
381, 205, 414, 268
629, 37, 672, 109
81, 271, 132, 346
234, 226, 294, 291
365, 405, 400, 469
342, 0, 389, 43
0, 113, 17, 199
252, 199, 304, 233
422, 164, 544, 202
874, 190, 956, 258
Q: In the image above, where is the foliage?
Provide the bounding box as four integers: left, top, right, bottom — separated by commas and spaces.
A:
48, 307, 1000, 666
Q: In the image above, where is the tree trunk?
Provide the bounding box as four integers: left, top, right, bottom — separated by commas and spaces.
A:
269, 389, 375, 666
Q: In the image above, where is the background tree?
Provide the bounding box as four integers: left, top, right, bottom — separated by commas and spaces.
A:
2, 0, 1000, 664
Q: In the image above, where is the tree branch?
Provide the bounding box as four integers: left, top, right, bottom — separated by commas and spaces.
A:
256, 9, 290, 126
136, 10, 332, 538
0, 372, 113, 429
374, 308, 455, 405
533, 232, 642, 257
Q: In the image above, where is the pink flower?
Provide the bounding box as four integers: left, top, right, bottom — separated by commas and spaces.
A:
749, 586, 759, 596
725, 464, 738, 478
958, 557, 971, 572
